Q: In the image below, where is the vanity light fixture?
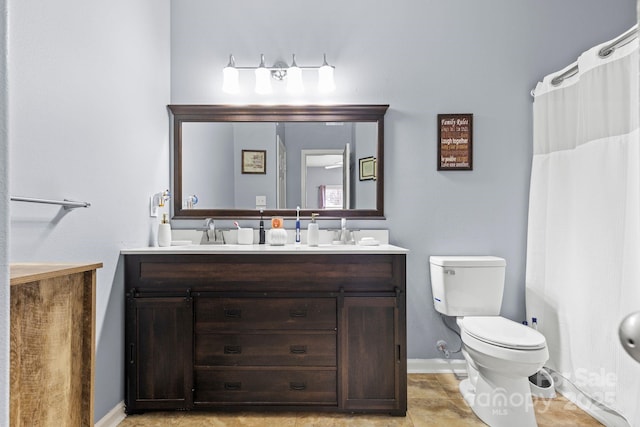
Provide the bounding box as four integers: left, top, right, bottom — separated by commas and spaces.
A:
222, 53, 335, 94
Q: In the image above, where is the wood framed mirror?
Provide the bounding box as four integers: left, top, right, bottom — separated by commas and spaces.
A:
169, 104, 388, 219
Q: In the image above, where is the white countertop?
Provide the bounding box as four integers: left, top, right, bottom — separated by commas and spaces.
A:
121, 243, 408, 255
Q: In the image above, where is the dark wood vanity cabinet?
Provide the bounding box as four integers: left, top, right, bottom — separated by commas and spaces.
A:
125, 293, 193, 411
124, 253, 406, 415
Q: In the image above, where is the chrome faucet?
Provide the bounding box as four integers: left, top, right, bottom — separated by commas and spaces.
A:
199, 218, 224, 244
338, 218, 355, 244
340, 218, 348, 243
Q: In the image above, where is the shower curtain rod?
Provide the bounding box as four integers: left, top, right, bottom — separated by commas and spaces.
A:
531, 26, 638, 96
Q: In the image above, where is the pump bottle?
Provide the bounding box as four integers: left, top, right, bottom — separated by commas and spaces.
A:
307, 213, 319, 246
158, 213, 171, 247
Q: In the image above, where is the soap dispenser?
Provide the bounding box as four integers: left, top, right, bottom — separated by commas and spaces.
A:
158, 213, 171, 247
307, 213, 319, 246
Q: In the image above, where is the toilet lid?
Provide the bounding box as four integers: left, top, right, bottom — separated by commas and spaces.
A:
461, 316, 547, 350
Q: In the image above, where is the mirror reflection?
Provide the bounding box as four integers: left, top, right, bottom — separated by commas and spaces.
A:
182, 122, 378, 211
170, 105, 388, 219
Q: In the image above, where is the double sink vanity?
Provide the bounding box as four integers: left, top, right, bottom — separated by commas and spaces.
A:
122, 104, 408, 416
122, 242, 407, 415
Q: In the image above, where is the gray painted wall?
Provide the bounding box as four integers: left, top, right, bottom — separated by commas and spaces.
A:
2, 0, 636, 422
0, 0, 9, 424
182, 122, 235, 209
233, 123, 277, 210
7, 0, 170, 421
354, 122, 378, 209
171, 0, 636, 362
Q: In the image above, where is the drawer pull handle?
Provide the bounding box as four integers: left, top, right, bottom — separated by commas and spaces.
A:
290, 345, 307, 354
224, 309, 242, 318
224, 382, 242, 391
289, 382, 306, 391
224, 345, 242, 354
289, 309, 307, 318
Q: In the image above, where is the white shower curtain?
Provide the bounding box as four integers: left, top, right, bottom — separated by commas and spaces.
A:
527, 27, 640, 426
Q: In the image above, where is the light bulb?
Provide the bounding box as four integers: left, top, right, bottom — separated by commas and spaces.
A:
255, 54, 272, 94
222, 54, 239, 94
286, 54, 304, 94
318, 54, 335, 93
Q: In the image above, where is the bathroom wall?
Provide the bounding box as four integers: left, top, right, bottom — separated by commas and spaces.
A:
354, 122, 378, 210
0, 0, 9, 424
183, 122, 235, 208
233, 123, 278, 209
171, 0, 636, 361
7, 0, 170, 421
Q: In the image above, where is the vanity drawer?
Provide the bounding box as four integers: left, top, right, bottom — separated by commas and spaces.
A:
194, 368, 337, 405
195, 298, 337, 331
195, 332, 336, 366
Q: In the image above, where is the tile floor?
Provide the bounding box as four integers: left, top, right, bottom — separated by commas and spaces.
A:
118, 374, 603, 426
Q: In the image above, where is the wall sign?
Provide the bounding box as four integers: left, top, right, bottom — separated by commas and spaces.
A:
359, 156, 376, 181
241, 149, 266, 174
437, 113, 473, 171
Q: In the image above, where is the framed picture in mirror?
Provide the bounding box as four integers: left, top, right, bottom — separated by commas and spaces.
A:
359, 156, 376, 181
242, 149, 266, 174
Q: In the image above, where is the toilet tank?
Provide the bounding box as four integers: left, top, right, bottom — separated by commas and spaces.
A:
429, 256, 506, 316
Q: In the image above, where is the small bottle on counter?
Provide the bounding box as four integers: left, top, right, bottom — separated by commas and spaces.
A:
157, 213, 171, 247
307, 213, 319, 246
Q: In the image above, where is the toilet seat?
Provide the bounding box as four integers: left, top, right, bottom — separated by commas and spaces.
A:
460, 316, 546, 350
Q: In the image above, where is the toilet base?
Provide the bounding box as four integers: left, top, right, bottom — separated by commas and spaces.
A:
459, 372, 538, 427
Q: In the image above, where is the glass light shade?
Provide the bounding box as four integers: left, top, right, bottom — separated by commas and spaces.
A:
318, 64, 335, 93
286, 65, 304, 94
222, 66, 239, 94
255, 67, 272, 94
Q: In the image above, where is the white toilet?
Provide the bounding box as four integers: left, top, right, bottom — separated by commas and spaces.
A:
429, 256, 548, 427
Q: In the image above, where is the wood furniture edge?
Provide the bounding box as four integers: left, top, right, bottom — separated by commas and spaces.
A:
10, 262, 103, 286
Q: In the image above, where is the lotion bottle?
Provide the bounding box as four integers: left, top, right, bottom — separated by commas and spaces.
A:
158, 213, 171, 247
307, 213, 319, 246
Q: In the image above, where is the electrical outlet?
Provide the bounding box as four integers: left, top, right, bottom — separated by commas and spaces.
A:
150, 196, 158, 217
256, 195, 267, 207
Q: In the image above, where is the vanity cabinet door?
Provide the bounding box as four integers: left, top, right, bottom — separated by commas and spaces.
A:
340, 296, 406, 415
125, 294, 193, 413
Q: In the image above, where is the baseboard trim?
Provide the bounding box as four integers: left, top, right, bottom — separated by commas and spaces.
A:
95, 400, 126, 427
408, 358, 467, 375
